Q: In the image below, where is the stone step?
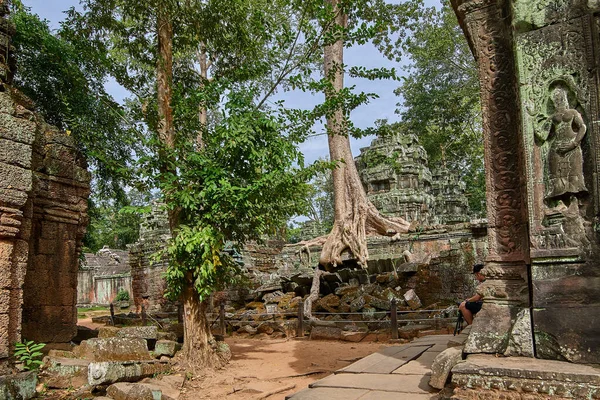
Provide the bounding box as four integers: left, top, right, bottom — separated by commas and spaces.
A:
338, 344, 432, 374
310, 373, 437, 394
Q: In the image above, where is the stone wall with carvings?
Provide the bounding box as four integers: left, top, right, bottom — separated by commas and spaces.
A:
0, 4, 90, 372
356, 132, 436, 224
453, 0, 600, 364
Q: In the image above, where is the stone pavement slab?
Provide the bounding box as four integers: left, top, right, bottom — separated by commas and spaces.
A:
286, 387, 369, 399
392, 360, 433, 375
338, 344, 432, 374
359, 391, 438, 399
310, 372, 437, 394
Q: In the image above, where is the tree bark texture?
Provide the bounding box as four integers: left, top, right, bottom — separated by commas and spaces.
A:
157, 6, 179, 233
319, 0, 410, 270
181, 274, 229, 371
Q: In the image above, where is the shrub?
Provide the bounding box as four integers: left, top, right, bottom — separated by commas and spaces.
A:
14, 340, 45, 370
115, 289, 130, 302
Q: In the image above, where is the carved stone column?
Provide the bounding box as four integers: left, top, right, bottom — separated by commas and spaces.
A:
452, 0, 533, 356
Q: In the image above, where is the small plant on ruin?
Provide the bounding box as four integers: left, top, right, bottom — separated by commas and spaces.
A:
115, 289, 130, 302
14, 340, 45, 371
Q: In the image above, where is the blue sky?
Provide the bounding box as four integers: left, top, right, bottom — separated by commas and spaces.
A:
22, 0, 422, 164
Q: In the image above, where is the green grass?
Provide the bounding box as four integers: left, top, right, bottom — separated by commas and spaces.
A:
77, 306, 109, 314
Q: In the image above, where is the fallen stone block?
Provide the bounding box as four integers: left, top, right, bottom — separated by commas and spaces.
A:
0, 371, 37, 400
310, 326, 342, 341
157, 331, 178, 342
239, 325, 257, 335
42, 356, 89, 389
429, 346, 463, 389
140, 374, 185, 400
107, 382, 175, 400
88, 360, 170, 386
117, 326, 158, 340
47, 350, 75, 359
341, 331, 367, 343
403, 289, 422, 310
75, 338, 153, 362
98, 326, 121, 339
154, 340, 181, 358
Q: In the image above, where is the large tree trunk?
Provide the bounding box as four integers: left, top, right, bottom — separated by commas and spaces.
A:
320, 0, 410, 270
181, 274, 229, 371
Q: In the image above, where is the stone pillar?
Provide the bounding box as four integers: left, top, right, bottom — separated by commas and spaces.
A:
452, 0, 533, 356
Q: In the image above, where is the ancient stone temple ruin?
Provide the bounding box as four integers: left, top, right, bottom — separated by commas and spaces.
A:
0, 4, 90, 372
448, 0, 600, 395
78, 247, 131, 306
356, 131, 471, 225
431, 166, 472, 224
128, 204, 176, 313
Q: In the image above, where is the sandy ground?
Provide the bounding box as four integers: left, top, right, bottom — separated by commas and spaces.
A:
180, 337, 389, 400
77, 312, 388, 399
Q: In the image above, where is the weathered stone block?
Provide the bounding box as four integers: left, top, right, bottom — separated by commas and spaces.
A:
75, 338, 153, 362
153, 340, 180, 358
156, 331, 177, 342
464, 304, 515, 355
98, 326, 121, 339
87, 360, 170, 386
107, 382, 158, 400
117, 326, 158, 341
42, 356, 89, 389
341, 331, 367, 342
403, 289, 422, 310
429, 346, 463, 389
504, 309, 533, 358
0, 371, 37, 400
309, 326, 342, 341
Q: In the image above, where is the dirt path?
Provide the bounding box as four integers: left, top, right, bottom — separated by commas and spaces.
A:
181, 337, 390, 399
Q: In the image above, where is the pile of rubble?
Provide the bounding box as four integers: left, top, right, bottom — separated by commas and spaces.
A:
225, 275, 458, 342
36, 326, 185, 399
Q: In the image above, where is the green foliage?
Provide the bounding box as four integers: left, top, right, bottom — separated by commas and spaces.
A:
83, 198, 145, 252
163, 90, 310, 300
115, 289, 130, 302
14, 340, 45, 371
394, 1, 485, 213
9, 0, 138, 201
304, 164, 335, 232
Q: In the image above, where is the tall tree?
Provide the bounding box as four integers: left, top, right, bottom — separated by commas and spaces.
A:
65, 0, 313, 370
394, 1, 484, 213
317, 0, 416, 269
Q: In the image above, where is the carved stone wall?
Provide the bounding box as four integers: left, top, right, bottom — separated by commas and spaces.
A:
0, 5, 90, 371
356, 132, 472, 225
512, 2, 600, 364
452, 0, 532, 357
453, 0, 600, 363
